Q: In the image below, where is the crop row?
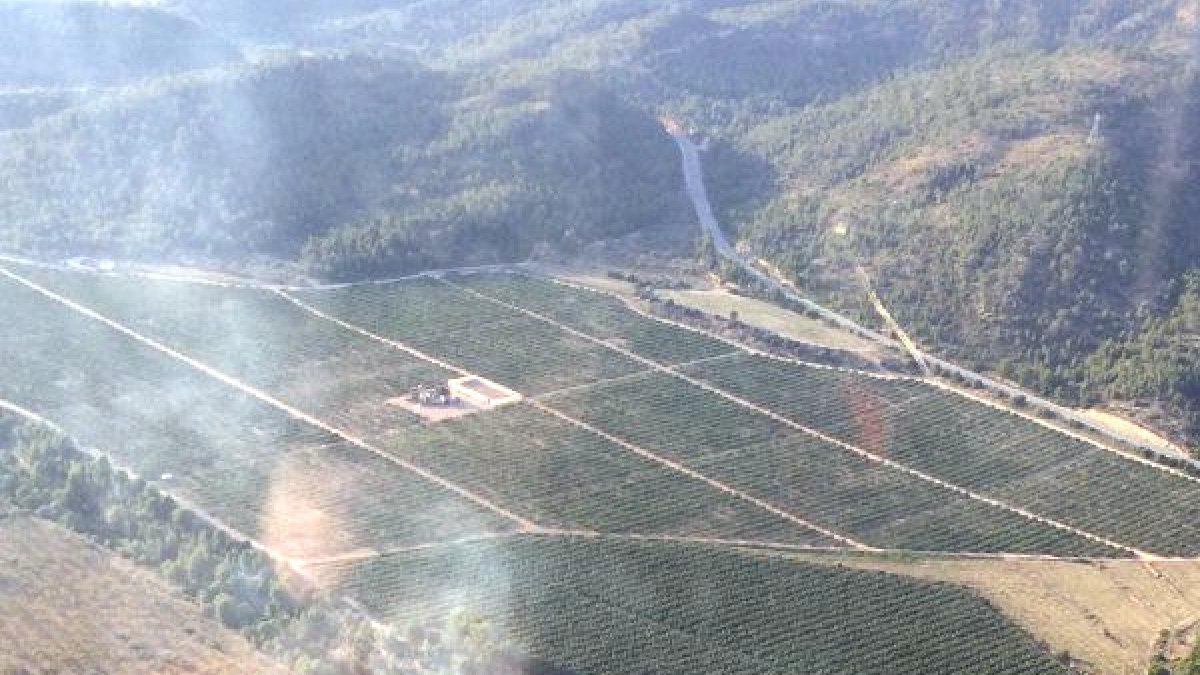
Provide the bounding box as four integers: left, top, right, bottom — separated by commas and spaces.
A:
321, 536, 1068, 675
0, 272, 514, 558
374, 404, 834, 546
18, 266, 449, 437
688, 435, 1120, 556
542, 372, 1118, 556
687, 353, 1200, 556
448, 272, 734, 365
292, 276, 648, 395
542, 370, 789, 461
187, 440, 508, 559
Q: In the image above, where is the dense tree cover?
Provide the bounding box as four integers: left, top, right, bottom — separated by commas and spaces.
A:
301, 69, 687, 280
0, 0, 239, 87
704, 41, 1200, 449
0, 55, 686, 280
0, 417, 571, 675
1083, 274, 1200, 440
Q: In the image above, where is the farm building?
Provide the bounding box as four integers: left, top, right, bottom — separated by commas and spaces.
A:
447, 376, 522, 408
410, 383, 454, 406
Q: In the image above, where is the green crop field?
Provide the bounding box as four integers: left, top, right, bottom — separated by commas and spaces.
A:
684, 353, 1200, 557
542, 371, 1121, 557
6, 261, 1200, 673
447, 271, 735, 365
314, 536, 1068, 675
0, 271, 515, 559
290, 276, 648, 395
16, 267, 451, 437
374, 403, 835, 546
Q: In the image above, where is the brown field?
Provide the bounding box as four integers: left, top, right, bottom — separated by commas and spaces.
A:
0, 515, 282, 675
657, 288, 882, 354
1079, 409, 1187, 456
808, 555, 1200, 675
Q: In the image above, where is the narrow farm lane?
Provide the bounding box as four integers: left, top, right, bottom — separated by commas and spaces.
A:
449, 277, 1155, 559
0, 265, 542, 534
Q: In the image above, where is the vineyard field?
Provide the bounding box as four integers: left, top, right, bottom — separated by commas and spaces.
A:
291, 277, 647, 395
314, 537, 1068, 675
685, 354, 1200, 557
17, 267, 450, 437
375, 404, 836, 546
7, 259, 1200, 672
543, 372, 1120, 557
449, 272, 735, 365
7, 264, 1198, 559
0, 272, 515, 558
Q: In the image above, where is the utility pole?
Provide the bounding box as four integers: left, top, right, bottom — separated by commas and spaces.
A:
1087, 112, 1105, 145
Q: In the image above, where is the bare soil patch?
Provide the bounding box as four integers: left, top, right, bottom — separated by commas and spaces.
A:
387, 396, 484, 423
1079, 409, 1187, 456
811, 555, 1200, 674
658, 288, 881, 354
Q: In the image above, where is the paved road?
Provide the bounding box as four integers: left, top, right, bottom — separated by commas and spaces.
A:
670, 132, 1196, 464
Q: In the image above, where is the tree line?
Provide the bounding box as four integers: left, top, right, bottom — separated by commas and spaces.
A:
0, 415, 572, 675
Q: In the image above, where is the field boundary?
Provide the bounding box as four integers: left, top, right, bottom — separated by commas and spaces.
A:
531, 400, 874, 550
0, 265, 541, 533
536, 271, 908, 381
449, 277, 1157, 559
275, 280, 874, 551
532, 351, 739, 400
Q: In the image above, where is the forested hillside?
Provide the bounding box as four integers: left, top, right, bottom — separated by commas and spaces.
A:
0, 1, 239, 86
0, 55, 685, 280
689, 2, 1200, 448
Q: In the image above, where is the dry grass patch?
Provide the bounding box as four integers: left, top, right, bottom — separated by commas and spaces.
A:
1079, 408, 1189, 456
815, 555, 1200, 675
0, 515, 282, 674
996, 132, 1093, 172
656, 288, 881, 354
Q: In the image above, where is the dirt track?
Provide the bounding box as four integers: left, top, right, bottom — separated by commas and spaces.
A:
0, 265, 540, 534
445, 276, 1154, 559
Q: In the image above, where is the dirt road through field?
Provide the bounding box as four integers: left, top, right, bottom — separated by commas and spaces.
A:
0, 265, 541, 533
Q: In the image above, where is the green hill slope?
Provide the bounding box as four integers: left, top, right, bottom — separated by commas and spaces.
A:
0, 55, 686, 280
698, 33, 1199, 444
0, 0, 239, 86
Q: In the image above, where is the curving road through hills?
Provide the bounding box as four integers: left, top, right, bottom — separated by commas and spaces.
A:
669, 130, 1196, 465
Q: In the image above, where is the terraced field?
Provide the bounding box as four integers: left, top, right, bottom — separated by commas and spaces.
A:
4, 261, 1199, 673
